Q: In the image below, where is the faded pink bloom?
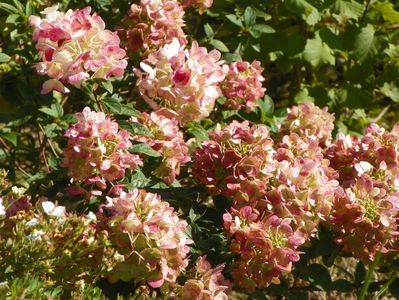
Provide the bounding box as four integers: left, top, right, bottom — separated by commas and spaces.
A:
135, 38, 227, 123
192, 121, 275, 204
62, 107, 142, 185
281, 102, 335, 147
221, 60, 266, 112
177, 256, 230, 300
131, 109, 190, 184
30, 5, 127, 94
104, 189, 192, 287
331, 175, 399, 260
121, 0, 186, 53
223, 207, 305, 291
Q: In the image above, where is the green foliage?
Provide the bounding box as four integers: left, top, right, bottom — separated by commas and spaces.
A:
1, 0, 399, 299
200, 0, 399, 132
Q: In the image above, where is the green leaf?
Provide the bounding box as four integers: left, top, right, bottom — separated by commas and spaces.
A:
244, 7, 256, 27
252, 24, 275, 34
204, 23, 214, 38
332, 279, 354, 292
330, 0, 364, 20
0, 53, 11, 63
302, 34, 335, 68
101, 81, 113, 94
285, 0, 321, 25
379, 82, 399, 102
129, 168, 151, 189
44, 123, 60, 138
351, 24, 379, 64
102, 98, 142, 118
299, 264, 332, 291
374, 2, 399, 24
209, 39, 229, 52
1, 132, 17, 146
39, 103, 64, 118
129, 143, 160, 157
0, 3, 19, 14
119, 121, 151, 136
389, 278, 399, 298
186, 123, 209, 143
226, 14, 243, 27
355, 261, 366, 286
6, 14, 20, 24
258, 95, 274, 120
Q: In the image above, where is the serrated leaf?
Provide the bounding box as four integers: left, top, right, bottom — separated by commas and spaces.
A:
0, 53, 11, 63
285, 0, 321, 25
102, 98, 142, 118
119, 121, 151, 136
379, 82, 399, 102
374, 2, 399, 24
204, 23, 214, 38
244, 7, 256, 26
129, 143, 160, 157
330, 0, 364, 20
44, 123, 60, 138
209, 39, 229, 52
303, 34, 335, 67
39, 103, 64, 118
102, 81, 113, 94
226, 14, 243, 27
351, 24, 379, 64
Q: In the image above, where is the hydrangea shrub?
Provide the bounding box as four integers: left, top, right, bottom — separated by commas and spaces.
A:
1, 0, 399, 299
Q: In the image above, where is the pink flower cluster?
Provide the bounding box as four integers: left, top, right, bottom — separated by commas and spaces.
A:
327, 123, 399, 260
192, 121, 275, 204
121, 0, 186, 53
223, 207, 305, 291
176, 256, 230, 300
104, 189, 191, 288
193, 103, 340, 288
135, 38, 228, 123
131, 110, 190, 184
62, 107, 142, 190
280, 102, 335, 147
30, 5, 127, 94
221, 61, 266, 112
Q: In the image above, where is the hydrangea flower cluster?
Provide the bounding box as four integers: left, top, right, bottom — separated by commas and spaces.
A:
62, 107, 142, 191
103, 189, 191, 288
121, 0, 186, 53
221, 60, 266, 112
166, 256, 230, 299
223, 207, 305, 291
192, 120, 275, 205
327, 123, 399, 260
30, 5, 127, 94
279, 102, 335, 147
193, 103, 340, 289
131, 110, 190, 184
135, 38, 228, 123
